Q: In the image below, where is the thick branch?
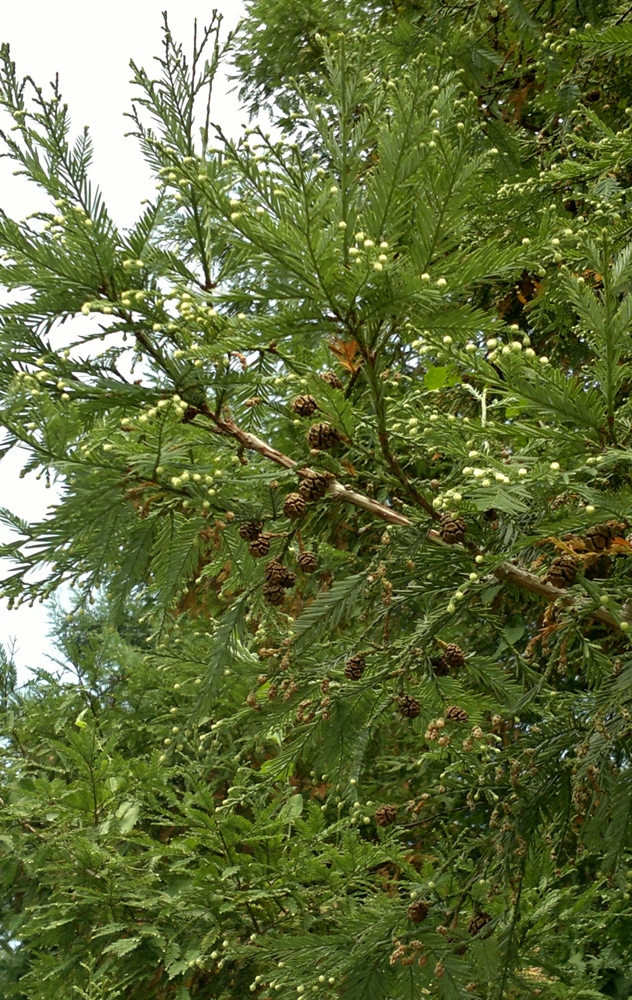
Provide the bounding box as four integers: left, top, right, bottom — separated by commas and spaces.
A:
206, 410, 412, 526
494, 561, 619, 629
199, 406, 622, 631
426, 529, 621, 630
327, 480, 412, 527
214, 415, 298, 470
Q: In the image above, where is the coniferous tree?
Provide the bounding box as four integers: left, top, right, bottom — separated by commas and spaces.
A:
3, 4, 632, 998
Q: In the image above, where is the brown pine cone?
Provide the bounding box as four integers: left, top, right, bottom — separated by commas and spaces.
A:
407, 900, 430, 923
320, 371, 343, 389
283, 492, 307, 519
445, 705, 469, 724
468, 912, 491, 937
265, 559, 288, 583
399, 695, 421, 719
375, 803, 398, 826
344, 653, 366, 680
298, 469, 335, 501
307, 421, 342, 450
248, 533, 272, 557
440, 512, 467, 545
584, 552, 612, 580
239, 521, 263, 541
439, 642, 465, 672
262, 582, 286, 606
434, 658, 451, 677
265, 559, 296, 589
297, 551, 319, 573
291, 394, 318, 417
544, 553, 577, 588
585, 522, 618, 552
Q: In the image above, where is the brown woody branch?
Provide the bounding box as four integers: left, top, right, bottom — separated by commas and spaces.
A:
199, 406, 622, 630
202, 407, 411, 526
427, 529, 620, 630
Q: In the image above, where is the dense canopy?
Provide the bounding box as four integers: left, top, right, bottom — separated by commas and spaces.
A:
3, 2, 632, 998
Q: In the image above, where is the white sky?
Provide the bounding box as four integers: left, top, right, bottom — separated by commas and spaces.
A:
0, 0, 247, 681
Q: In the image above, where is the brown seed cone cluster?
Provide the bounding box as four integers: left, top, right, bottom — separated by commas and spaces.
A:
444, 705, 469, 724
298, 469, 335, 501
291, 394, 318, 417
320, 371, 343, 389
399, 694, 421, 719
297, 551, 319, 573
264, 559, 296, 588
249, 533, 273, 557
307, 421, 342, 450
468, 912, 491, 937
407, 900, 430, 923
239, 521, 264, 541
583, 552, 612, 580
344, 653, 366, 680
375, 803, 398, 826
544, 553, 577, 589
262, 583, 286, 605
440, 512, 467, 545
283, 492, 306, 519
585, 521, 621, 552
435, 642, 465, 676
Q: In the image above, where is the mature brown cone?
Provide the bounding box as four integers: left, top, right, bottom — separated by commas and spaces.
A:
297, 551, 319, 573
307, 421, 342, 450
407, 900, 430, 923
265, 560, 296, 589
320, 370, 343, 389
344, 653, 366, 680
439, 642, 465, 673
440, 512, 467, 545
291, 394, 318, 417
283, 492, 307, 519
375, 803, 398, 826
444, 705, 469, 724
434, 658, 451, 677
298, 470, 335, 501
262, 582, 285, 605
248, 533, 272, 558
584, 522, 618, 552
265, 559, 289, 584
584, 552, 612, 580
544, 553, 577, 588
399, 694, 421, 719
239, 521, 263, 541
468, 913, 491, 937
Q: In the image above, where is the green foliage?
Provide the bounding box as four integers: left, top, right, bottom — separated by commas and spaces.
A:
3, 3, 632, 999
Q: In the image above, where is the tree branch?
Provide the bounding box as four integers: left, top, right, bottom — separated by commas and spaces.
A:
198, 406, 623, 629
202, 406, 411, 525
427, 529, 620, 630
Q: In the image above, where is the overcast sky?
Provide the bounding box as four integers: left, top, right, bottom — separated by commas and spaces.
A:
0, 1, 246, 680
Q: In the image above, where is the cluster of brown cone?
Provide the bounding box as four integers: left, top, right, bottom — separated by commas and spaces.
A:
544, 520, 628, 589
237, 521, 319, 605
